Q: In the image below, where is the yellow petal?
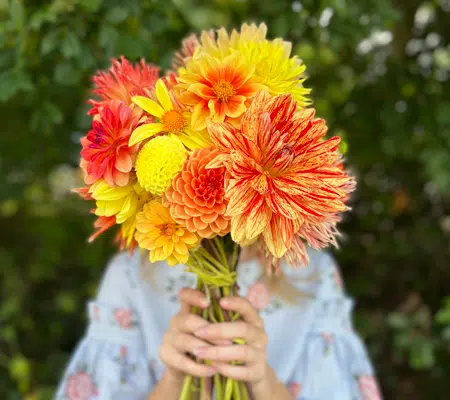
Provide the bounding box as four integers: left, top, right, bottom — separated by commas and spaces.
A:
132, 96, 164, 118
129, 123, 164, 146
155, 79, 173, 111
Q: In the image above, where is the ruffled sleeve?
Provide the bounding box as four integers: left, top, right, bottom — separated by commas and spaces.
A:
55, 253, 152, 400
287, 252, 383, 400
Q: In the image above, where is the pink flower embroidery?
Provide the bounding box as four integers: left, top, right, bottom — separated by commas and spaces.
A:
93, 305, 100, 321
359, 375, 382, 400
320, 332, 334, 344
114, 308, 133, 329
65, 372, 98, 400
333, 268, 344, 290
287, 382, 302, 398
246, 282, 271, 310
120, 346, 127, 359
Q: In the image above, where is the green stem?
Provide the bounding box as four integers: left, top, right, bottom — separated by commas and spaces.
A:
213, 237, 229, 267
180, 375, 193, 400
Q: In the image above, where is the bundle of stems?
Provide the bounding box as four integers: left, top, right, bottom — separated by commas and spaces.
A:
180, 237, 250, 400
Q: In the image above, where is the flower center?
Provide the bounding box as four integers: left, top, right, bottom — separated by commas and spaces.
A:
213, 80, 236, 103
159, 223, 176, 236
161, 110, 186, 133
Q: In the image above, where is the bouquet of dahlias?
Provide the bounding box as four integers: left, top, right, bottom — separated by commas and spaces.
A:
75, 23, 355, 400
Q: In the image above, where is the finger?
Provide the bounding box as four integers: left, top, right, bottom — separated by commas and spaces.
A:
166, 331, 212, 355
179, 288, 210, 312
195, 321, 265, 345
195, 344, 257, 363
172, 313, 210, 333
220, 296, 264, 328
211, 362, 260, 382
160, 344, 216, 378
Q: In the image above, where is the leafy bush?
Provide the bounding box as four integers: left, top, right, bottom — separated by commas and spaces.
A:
1, 0, 449, 398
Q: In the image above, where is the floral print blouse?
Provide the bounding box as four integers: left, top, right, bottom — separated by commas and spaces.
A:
55, 247, 382, 400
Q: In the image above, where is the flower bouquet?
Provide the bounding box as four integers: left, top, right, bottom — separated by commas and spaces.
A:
74, 23, 355, 400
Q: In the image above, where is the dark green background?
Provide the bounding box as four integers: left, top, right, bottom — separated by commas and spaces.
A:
1, 0, 450, 398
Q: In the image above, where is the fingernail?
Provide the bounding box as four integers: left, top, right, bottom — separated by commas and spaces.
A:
207, 367, 216, 376
215, 340, 232, 346
195, 327, 208, 337
202, 298, 210, 307
220, 298, 229, 307
194, 346, 208, 357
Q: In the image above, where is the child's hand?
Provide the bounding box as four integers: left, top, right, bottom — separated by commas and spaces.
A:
192, 296, 270, 386
159, 288, 217, 383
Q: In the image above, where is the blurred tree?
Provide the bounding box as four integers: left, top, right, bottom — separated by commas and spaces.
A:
0, 0, 449, 399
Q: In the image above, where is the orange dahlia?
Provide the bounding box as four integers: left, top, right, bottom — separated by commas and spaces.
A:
88, 215, 116, 243
207, 91, 355, 262
89, 56, 159, 115
164, 147, 230, 238
81, 100, 144, 187
135, 200, 200, 266
177, 53, 266, 131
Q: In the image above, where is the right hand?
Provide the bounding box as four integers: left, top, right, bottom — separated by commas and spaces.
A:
159, 288, 218, 383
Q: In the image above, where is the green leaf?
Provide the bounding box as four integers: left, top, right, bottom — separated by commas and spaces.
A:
41, 30, 61, 56
9, 0, 25, 31
115, 34, 144, 59
54, 63, 82, 85
105, 6, 130, 24
61, 31, 82, 59
79, 0, 103, 13
0, 69, 33, 102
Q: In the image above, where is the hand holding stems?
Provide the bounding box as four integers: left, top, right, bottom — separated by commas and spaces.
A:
193, 296, 292, 400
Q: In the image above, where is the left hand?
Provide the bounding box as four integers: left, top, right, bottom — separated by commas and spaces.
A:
193, 296, 270, 387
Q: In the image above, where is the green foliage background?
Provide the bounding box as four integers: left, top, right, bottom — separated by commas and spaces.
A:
1, 0, 449, 398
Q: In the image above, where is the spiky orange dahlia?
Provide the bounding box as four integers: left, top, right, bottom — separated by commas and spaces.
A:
89, 56, 159, 115
207, 91, 354, 262
164, 147, 230, 238
177, 53, 266, 131
81, 100, 144, 187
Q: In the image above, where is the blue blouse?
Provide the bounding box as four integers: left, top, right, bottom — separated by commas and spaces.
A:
55, 247, 382, 400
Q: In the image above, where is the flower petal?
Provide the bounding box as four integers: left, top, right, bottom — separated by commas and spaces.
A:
132, 96, 164, 118
129, 123, 164, 146
156, 79, 173, 111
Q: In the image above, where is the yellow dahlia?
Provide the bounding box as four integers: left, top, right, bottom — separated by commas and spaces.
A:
136, 200, 200, 265
196, 23, 310, 107
90, 178, 152, 224
135, 136, 186, 196
129, 79, 211, 150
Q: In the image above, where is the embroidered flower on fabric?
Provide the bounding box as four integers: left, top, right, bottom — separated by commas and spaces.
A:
246, 282, 271, 310
320, 332, 334, 344
65, 371, 98, 400
287, 382, 302, 398
359, 375, 382, 400
114, 308, 133, 329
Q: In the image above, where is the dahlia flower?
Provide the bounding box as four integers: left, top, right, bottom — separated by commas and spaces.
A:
197, 23, 310, 107
89, 56, 159, 114
135, 200, 200, 265
81, 100, 143, 187
164, 147, 230, 238
135, 136, 187, 196
90, 179, 151, 225
130, 79, 210, 149
207, 91, 354, 261
88, 215, 116, 243
177, 53, 266, 131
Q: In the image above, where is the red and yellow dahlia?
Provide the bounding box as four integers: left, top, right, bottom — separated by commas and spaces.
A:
207, 91, 354, 262
177, 53, 266, 131
81, 100, 144, 187
164, 147, 230, 239
89, 56, 159, 115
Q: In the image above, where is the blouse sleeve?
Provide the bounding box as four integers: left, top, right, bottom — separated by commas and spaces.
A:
54, 253, 153, 400
287, 252, 383, 400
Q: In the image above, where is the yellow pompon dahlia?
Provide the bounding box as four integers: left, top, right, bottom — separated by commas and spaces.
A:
136, 200, 200, 266
130, 79, 211, 150
135, 136, 186, 196
196, 23, 311, 107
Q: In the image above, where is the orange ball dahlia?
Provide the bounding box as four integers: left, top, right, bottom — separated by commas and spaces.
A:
164, 147, 231, 238
81, 100, 143, 187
